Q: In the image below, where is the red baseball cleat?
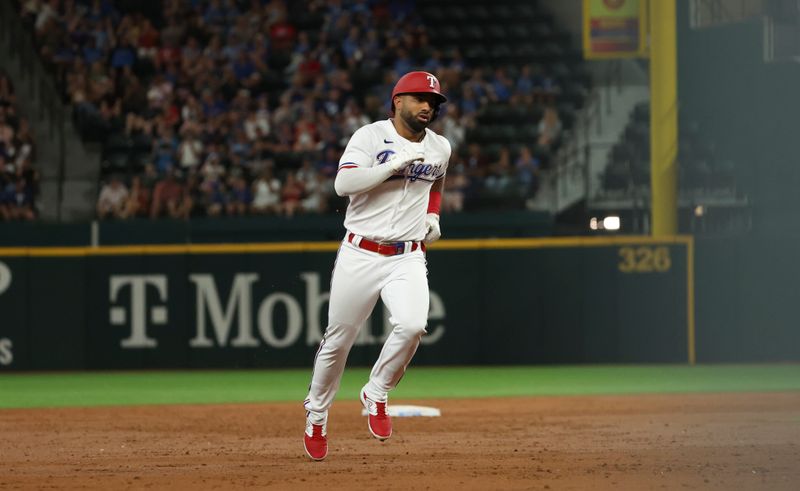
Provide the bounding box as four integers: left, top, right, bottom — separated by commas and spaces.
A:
303, 420, 328, 461
360, 389, 392, 441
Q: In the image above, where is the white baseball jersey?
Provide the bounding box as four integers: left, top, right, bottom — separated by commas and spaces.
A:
338, 119, 451, 242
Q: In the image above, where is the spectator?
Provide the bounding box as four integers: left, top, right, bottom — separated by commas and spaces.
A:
226, 175, 252, 215
393, 48, 413, 75
485, 147, 515, 196
121, 175, 150, 218
464, 143, 490, 180
229, 126, 253, 159
529, 65, 560, 105
150, 169, 186, 219
152, 126, 178, 173
243, 98, 271, 141
0, 112, 15, 156
342, 99, 370, 136
0, 155, 15, 220
97, 175, 129, 219
251, 168, 282, 215
438, 105, 467, 152
514, 64, 535, 105
443, 161, 468, 213
316, 146, 340, 178
295, 159, 317, 189
137, 18, 159, 60
16, 158, 39, 207
293, 118, 317, 152
110, 40, 136, 69
537, 105, 563, 153
179, 174, 203, 218
301, 170, 333, 214
204, 178, 229, 217
515, 146, 541, 196
201, 150, 226, 182
269, 12, 296, 52
281, 171, 304, 217
141, 162, 159, 191
460, 85, 480, 117
489, 67, 512, 103
12, 178, 37, 221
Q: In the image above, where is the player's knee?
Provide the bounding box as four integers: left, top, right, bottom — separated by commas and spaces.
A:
397, 320, 427, 339
319, 322, 361, 352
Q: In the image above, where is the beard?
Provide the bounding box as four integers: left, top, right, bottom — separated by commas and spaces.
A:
400, 106, 430, 133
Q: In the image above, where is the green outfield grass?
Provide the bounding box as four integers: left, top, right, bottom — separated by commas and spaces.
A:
1, 364, 799, 409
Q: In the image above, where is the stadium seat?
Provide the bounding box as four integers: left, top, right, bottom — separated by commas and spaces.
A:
509, 105, 532, 124
603, 160, 631, 191
102, 152, 131, 175
439, 25, 461, 43
464, 44, 489, 63
466, 5, 491, 20
490, 5, 514, 20
512, 4, 538, 21
463, 25, 485, 42
514, 43, 541, 63
490, 44, 513, 63
508, 24, 531, 40
485, 25, 507, 41
105, 134, 133, 153
519, 124, 539, 142
531, 22, 553, 41
558, 104, 577, 129
450, 5, 468, 22
496, 125, 517, 144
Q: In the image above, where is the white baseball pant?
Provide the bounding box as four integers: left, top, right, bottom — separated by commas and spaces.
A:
304, 240, 429, 424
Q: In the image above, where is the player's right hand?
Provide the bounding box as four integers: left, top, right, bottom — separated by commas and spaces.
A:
388, 143, 425, 172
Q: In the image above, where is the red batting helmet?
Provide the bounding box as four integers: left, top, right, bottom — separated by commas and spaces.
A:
390, 71, 447, 116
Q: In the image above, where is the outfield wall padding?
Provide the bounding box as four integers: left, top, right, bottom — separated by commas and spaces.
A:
0, 238, 690, 370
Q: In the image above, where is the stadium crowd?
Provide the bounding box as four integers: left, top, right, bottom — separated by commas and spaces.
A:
19, 0, 566, 220
0, 71, 39, 221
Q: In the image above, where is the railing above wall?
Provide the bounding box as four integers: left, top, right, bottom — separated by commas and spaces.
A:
550, 59, 624, 214
690, 0, 765, 28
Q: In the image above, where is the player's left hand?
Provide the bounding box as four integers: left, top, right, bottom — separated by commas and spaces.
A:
423, 213, 441, 245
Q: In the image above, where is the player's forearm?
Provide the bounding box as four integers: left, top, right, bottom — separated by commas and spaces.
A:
334, 165, 397, 196
430, 176, 445, 197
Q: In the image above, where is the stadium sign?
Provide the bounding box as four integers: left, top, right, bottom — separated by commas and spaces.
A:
0, 261, 13, 365
108, 272, 446, 351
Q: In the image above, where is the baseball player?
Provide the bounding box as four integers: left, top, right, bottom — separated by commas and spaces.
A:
303, 71, 450, 461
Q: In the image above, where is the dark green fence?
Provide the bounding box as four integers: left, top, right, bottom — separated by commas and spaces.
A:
0, 237, 691, 370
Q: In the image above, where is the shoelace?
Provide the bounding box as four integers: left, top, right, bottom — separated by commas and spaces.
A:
374, 401, 388, 420
310, 424, 325, 439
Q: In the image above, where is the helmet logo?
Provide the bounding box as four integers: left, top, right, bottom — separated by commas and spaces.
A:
426, 74, 437, 88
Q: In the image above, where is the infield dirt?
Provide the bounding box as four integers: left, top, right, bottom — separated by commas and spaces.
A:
1, 392, 798, 490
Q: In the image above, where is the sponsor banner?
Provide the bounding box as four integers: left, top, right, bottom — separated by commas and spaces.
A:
85, 252, 464, 369
0, 258, 27, 369
1, 241, 690, 370
583, 0, 648, 59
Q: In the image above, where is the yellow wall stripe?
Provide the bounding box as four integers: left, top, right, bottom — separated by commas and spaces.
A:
0, 235, 692, 256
